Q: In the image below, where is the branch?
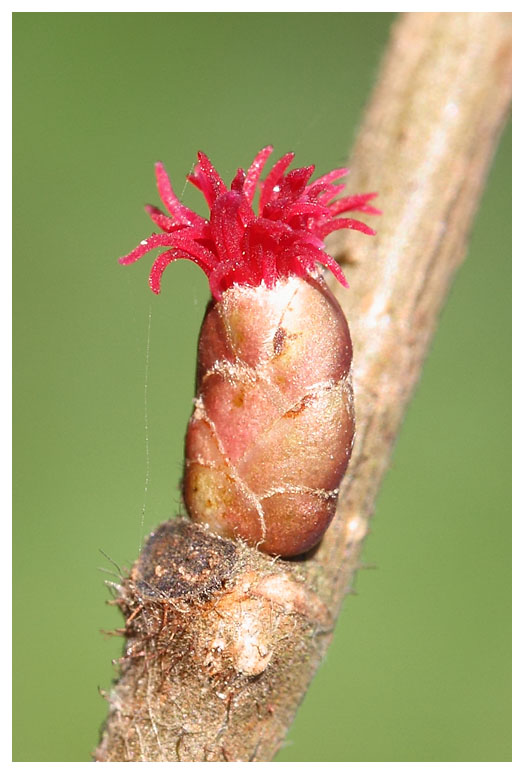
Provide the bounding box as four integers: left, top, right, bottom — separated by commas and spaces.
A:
96, 12, 511, 762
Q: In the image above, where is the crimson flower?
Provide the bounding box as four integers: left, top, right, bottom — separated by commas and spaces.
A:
119, 146, 380, 300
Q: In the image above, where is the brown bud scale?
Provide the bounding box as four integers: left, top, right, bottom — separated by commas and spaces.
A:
184, 274, 355, 556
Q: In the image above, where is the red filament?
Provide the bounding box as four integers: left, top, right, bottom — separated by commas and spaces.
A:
119, 147, 380, 299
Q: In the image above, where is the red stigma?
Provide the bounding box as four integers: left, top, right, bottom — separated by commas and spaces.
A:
119, 147, 380, 299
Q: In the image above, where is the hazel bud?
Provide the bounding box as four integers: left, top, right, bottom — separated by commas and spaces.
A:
118, 147, 379, 556
184, 275, 354, 556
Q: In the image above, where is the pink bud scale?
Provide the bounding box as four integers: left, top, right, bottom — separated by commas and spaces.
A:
119, 147, 379, 556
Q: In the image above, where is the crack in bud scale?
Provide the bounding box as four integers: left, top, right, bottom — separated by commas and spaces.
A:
119, 147, 380, 557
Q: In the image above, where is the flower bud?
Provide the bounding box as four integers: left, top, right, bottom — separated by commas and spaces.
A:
119, 147, 379, 556
184, 275, 354, 555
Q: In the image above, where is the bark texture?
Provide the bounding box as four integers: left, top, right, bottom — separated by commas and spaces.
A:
96, 12, 511, 762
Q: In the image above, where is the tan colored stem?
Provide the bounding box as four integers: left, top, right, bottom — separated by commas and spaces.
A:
96, 12, 511, 762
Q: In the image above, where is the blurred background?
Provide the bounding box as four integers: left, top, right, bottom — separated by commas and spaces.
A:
13, 13, 510, 762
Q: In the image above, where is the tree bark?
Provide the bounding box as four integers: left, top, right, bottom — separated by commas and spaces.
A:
96, 12, 511, 762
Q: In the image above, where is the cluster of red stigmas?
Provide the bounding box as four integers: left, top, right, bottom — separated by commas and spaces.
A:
119, 146, 380, 300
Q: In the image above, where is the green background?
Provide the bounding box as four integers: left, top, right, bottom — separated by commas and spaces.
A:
13, 12, 511, 762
